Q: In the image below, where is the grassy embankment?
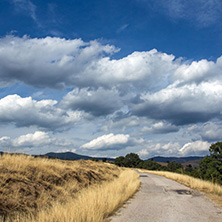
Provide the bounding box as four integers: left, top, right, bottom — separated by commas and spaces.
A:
0, 154, 140, 222
138, 169, 222, 206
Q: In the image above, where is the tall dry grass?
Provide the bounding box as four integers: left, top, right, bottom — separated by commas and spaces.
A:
0, 154, 140, 222
139, 169, 222, 205
34, 169, 140, 222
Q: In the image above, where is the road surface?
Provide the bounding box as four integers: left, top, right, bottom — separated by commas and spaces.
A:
108, 172, 222, 222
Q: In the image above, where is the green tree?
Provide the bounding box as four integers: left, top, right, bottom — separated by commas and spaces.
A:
185, 164, 193, 173
123, 153, 141, 168
209, 142, 222, 161
139, 159, 163, 170
102, 158, 107, 162
199, 142, 222, 184
167, 161, 183, 172
114, 156, 125, 167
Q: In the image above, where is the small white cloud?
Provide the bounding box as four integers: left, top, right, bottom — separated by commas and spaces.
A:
117, 24, 129, 33
141, 121, 179, 134
138, 149, 149, 158
179, 141, 210, 156
80, 133, 131, 150
13, 131, 52, 147
55, 148, 76, 153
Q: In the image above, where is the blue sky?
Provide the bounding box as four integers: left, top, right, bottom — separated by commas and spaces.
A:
0, 0, 222, 158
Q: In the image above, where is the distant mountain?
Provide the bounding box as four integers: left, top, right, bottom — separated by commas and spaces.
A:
44, 152, 114, 161
148, 156, 204, 167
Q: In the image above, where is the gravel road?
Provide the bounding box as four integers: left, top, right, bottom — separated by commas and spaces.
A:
108, 172, 222, 222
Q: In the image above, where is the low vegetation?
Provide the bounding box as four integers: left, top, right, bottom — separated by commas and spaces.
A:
114, 142, 222, 186
114, 152, 184, 171
0, 154, 140, 222
35, 169, 139, 222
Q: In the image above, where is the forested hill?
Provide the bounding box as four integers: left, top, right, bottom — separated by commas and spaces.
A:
149, 156, 204, 164
44, 152, 114, 161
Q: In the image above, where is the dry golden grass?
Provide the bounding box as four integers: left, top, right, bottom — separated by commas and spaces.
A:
0, 154, 140, 222
34, 169, 140, 222
138, 169, 222, 206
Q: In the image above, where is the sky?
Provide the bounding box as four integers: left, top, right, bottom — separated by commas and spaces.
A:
0, 0, 222, 159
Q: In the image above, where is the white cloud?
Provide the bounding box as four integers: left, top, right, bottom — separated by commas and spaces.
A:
93, 49, 177, 91
100, 115, 143, 133
134, 81, 222, 125
60, 87, 123, 116
0, 94, 87, 130
13, 131, 52, 147
0, 35, 117, 89
141, 121, 179, 134
174, 57, 222, 85
137, 140, 181, 157
189, 122, 222, 142
80, 133, 134, 150
56, 148, 76, 153
1, 35, 221, 94
0, 36, 180, 91
152, 142, 181, 156
0, 131, 72, 151
0, 35, 222, 157
179, 141, 210, 156
138, 149, 149, 158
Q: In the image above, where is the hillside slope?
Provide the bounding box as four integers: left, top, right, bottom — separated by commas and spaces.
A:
0, 154, 119, 220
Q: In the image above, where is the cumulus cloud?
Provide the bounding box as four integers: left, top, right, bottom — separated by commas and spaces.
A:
93, 49, 177, 91
1, 35, 222, 156
152, 142, 181, 156
174, 57, 222, 85
141, 121, 179, 134
100, 114, 143, 133
0, 35, 117, 89
1, 35, 221, 93
0, 131, 72, 150
190, 122, 222, 142
80, 133, 138, 150
60, 87, 123, 116
137, 140, 210, 158
13, 131, 53, 147
133, 81, 222, 125
137, 149, 149, 158
179, 141, 210, 156
137, 141, 181, 158
0, 94, 87, 130
0, 36, 180, 91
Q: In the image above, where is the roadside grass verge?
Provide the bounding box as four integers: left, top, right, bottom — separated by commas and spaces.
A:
35, 169, 140, 222
0, 154, 140, 222
138, 169, 222, 206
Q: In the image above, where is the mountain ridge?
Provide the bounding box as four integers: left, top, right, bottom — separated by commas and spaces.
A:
148, 156, 204, 163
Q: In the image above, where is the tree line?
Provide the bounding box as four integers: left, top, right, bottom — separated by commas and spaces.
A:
114, 142, 222, 185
